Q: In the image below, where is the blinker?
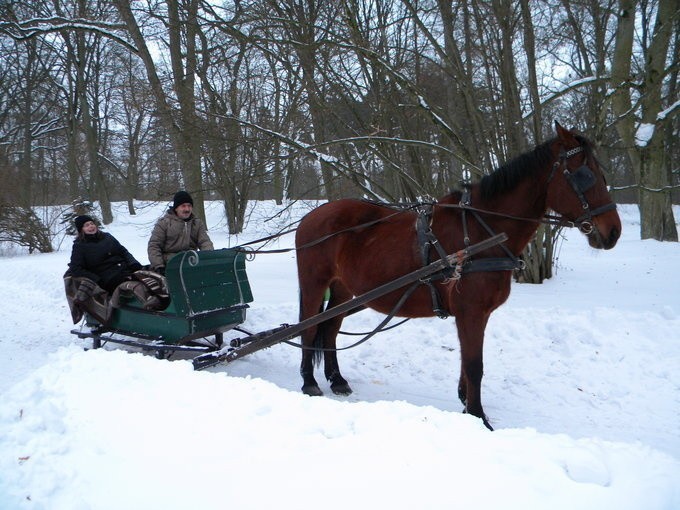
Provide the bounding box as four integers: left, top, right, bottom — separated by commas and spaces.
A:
569, 165, 596, 193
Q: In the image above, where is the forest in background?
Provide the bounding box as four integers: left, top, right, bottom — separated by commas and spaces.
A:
0, 0, 678, 279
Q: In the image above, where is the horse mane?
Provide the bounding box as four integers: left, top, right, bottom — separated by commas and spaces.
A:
441, 132, 596, 203
479, 138, 555, 200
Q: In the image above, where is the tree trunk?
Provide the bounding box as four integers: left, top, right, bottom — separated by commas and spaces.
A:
636, 0, 677, 240
491, 0, 525, 156
611, 0, 677, 241
18, 38, 37, 208
113, 0, 207, 223
520, 0, 542, 142
167, 0, 206, 222
74, 2, 112, 225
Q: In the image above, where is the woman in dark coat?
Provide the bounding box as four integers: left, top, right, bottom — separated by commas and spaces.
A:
68, 215, 142, 294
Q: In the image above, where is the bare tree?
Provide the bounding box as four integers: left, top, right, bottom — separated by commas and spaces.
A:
260, 0, 346, 200
109, 51, 158, 215
1, 0, 677, 257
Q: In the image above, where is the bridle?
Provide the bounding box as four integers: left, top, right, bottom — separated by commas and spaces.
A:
546, 145, 617, 234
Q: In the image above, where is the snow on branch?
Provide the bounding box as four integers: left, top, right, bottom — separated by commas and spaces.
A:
635, 123, 655, 147
204, 113, 393, 201
610, 183, 680, 193
658, 100, 680, 121
633, 100, 679, 147
0, 17, 136, 53
524, 76, 606, 120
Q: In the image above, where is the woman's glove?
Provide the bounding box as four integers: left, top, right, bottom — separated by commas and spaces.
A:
74, 279, 97, 304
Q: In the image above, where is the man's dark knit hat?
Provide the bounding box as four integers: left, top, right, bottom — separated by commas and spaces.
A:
74, 215, 95, 233
173, 191, 193, 210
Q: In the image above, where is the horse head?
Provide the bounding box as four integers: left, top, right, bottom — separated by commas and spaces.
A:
546, 122, 621, 250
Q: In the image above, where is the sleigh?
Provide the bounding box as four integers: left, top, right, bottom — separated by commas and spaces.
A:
72, 248, 253, 358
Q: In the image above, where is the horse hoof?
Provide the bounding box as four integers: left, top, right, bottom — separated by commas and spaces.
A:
463, 407, 494, 431
329, 374, 352, 395
331, 383, 353, 396
302, 385, 323, 397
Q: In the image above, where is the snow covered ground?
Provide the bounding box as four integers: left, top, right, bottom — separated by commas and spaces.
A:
0, 200, 678, 510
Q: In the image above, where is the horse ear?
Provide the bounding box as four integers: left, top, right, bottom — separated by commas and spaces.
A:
554, 120, 573, 141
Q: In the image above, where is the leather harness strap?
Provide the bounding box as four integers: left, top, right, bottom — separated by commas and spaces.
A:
416, 205, 453, 319
415, 201, 522, 318
457, 188, 523, 274
462, 209, 524, 273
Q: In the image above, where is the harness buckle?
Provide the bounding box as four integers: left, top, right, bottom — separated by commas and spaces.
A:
459, 188, 471, 207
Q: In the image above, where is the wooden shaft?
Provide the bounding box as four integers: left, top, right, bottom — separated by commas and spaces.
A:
193, 232, 508, 370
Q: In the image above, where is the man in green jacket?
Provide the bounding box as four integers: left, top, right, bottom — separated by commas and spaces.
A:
148, 191, 214, 275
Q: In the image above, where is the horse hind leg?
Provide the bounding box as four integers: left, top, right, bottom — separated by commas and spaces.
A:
299, 282, 327, 397
322, 282, 353, 396
308, 318, 352, 396
314, 281, 352, 395
298, 278, 353, 397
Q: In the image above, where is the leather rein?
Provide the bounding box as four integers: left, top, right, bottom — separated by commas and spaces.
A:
233, 144, 618, 340
236, 144, 617, 259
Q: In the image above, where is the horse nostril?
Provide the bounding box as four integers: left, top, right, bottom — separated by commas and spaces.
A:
607, 227, 620, 248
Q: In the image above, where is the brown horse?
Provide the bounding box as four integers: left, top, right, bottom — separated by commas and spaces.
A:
294, 122, 621, 429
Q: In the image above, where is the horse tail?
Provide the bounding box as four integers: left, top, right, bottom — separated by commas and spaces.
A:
312, 319, 326, 367
298, 287, 329, 367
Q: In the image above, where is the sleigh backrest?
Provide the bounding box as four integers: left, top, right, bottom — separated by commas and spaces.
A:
164, 248, 253, 317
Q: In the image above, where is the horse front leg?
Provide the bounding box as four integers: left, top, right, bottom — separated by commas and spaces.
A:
455, 311, 493, 430
457, 361, 467, 406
